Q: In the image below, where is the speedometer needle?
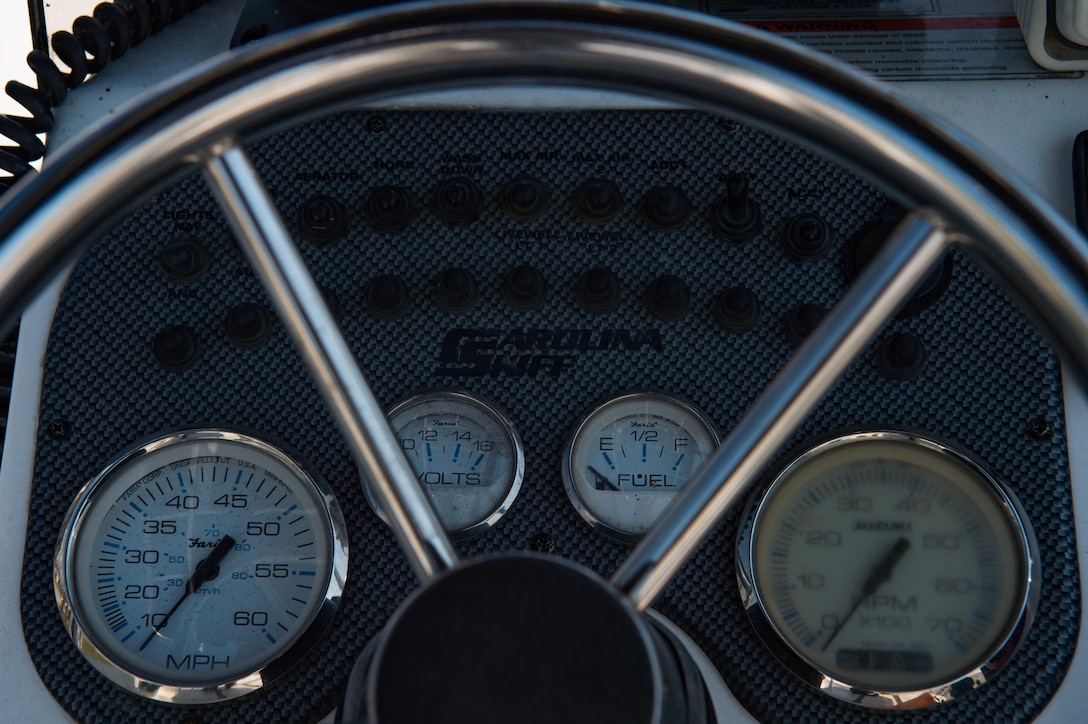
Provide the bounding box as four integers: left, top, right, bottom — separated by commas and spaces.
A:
138, 534, 236, 651
821, 536, 910, 652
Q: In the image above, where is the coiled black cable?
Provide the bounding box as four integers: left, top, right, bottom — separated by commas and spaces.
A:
0, 1, 212, 455
0, 0, 212, 192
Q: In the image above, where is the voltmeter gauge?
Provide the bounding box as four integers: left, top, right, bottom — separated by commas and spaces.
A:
54, 429, 348, 704
364, 390, 525, 541
737, 431, 1039, 709
562, 391, 719, 544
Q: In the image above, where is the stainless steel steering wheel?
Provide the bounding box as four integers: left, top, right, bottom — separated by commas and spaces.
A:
2, 0, 1087, 720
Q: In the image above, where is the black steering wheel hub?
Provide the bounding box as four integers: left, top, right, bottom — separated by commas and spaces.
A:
361, 554, 673, 724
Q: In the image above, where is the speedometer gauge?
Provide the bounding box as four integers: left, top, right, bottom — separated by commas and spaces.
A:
563, 391, 719, 543
54, 429, 348, 704
737, 431, 1039, 709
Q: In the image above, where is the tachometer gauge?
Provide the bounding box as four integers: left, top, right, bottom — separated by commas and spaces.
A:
737, 431, 1039, 709
364, 390, 525, 541
562, 391, 719, 544
54, 429, 348, 704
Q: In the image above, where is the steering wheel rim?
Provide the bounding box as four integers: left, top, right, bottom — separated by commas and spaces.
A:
2, 0, 1087, 716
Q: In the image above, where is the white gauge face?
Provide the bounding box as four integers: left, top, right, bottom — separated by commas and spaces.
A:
563, 392, 719, 543
738, 432, 1038, 708
55, 430, 348, 704
366, 390, 524, 540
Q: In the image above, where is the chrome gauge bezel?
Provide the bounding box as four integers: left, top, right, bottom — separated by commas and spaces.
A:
53, 428, 350, 704
364, 389, 525, 541
736, 431, 1040, 709
562, 391, 720, 545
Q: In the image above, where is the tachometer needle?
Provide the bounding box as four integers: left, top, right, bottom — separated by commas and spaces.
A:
821, 536, 910, 652
138, 534, 236, 651
588, 465, 619, 491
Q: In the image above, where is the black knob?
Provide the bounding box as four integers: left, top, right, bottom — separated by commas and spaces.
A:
432, 177, 484, 225
640, 187, 691, 231
710, 173, 761, 243
644, 275, 690, 321
365, 274, 410, 319
785, 304, 825, 346
781, 214, 831, 260
501, 265, 548, 311
364, 186, 418, 233
158, 237, 210, 283
152, 325, 202, 372
844, 203, 952, 318
434, 268, 479, 313
575, 267, 621, 313
573, 179, 623, 224
224, 302, 272, 349
876, 333, 926, 380
298, 195, 347, 245
713, 287, 762, 333
500, 175, 550, 222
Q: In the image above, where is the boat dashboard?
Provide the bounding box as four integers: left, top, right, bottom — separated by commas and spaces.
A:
3, 1, 1088, 722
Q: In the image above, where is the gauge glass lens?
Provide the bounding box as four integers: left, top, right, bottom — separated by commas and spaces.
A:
563, 392, 719, 543
56, 430, 348, 703
739, 433, 1036, 705
367, 390, 524, 540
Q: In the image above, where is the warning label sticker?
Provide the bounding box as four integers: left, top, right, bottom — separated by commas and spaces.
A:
674, 0, 1079, 80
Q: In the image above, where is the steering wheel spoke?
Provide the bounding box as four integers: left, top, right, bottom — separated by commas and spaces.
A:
201, 138, 457, 581
613, 209, 951, 611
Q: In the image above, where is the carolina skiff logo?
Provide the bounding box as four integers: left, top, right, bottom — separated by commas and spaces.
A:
436, 328, 664, 377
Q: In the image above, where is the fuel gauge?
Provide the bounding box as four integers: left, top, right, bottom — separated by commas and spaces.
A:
562, 391, 719, 543
364, 390, 524, 541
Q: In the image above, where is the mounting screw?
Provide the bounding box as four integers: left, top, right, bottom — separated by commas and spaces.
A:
1027, 419, 1053, 442
715, 118, 740, 134
529, 533, 555, 553
47, 419, 71, 441
365, 116, 388, 134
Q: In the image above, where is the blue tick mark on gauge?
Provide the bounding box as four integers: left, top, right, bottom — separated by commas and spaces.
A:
672, 453, 685, 471
471, 453, 485, 471
453, 443, 461, 463
426, 443, 433, 462
602, 452, 616, 470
